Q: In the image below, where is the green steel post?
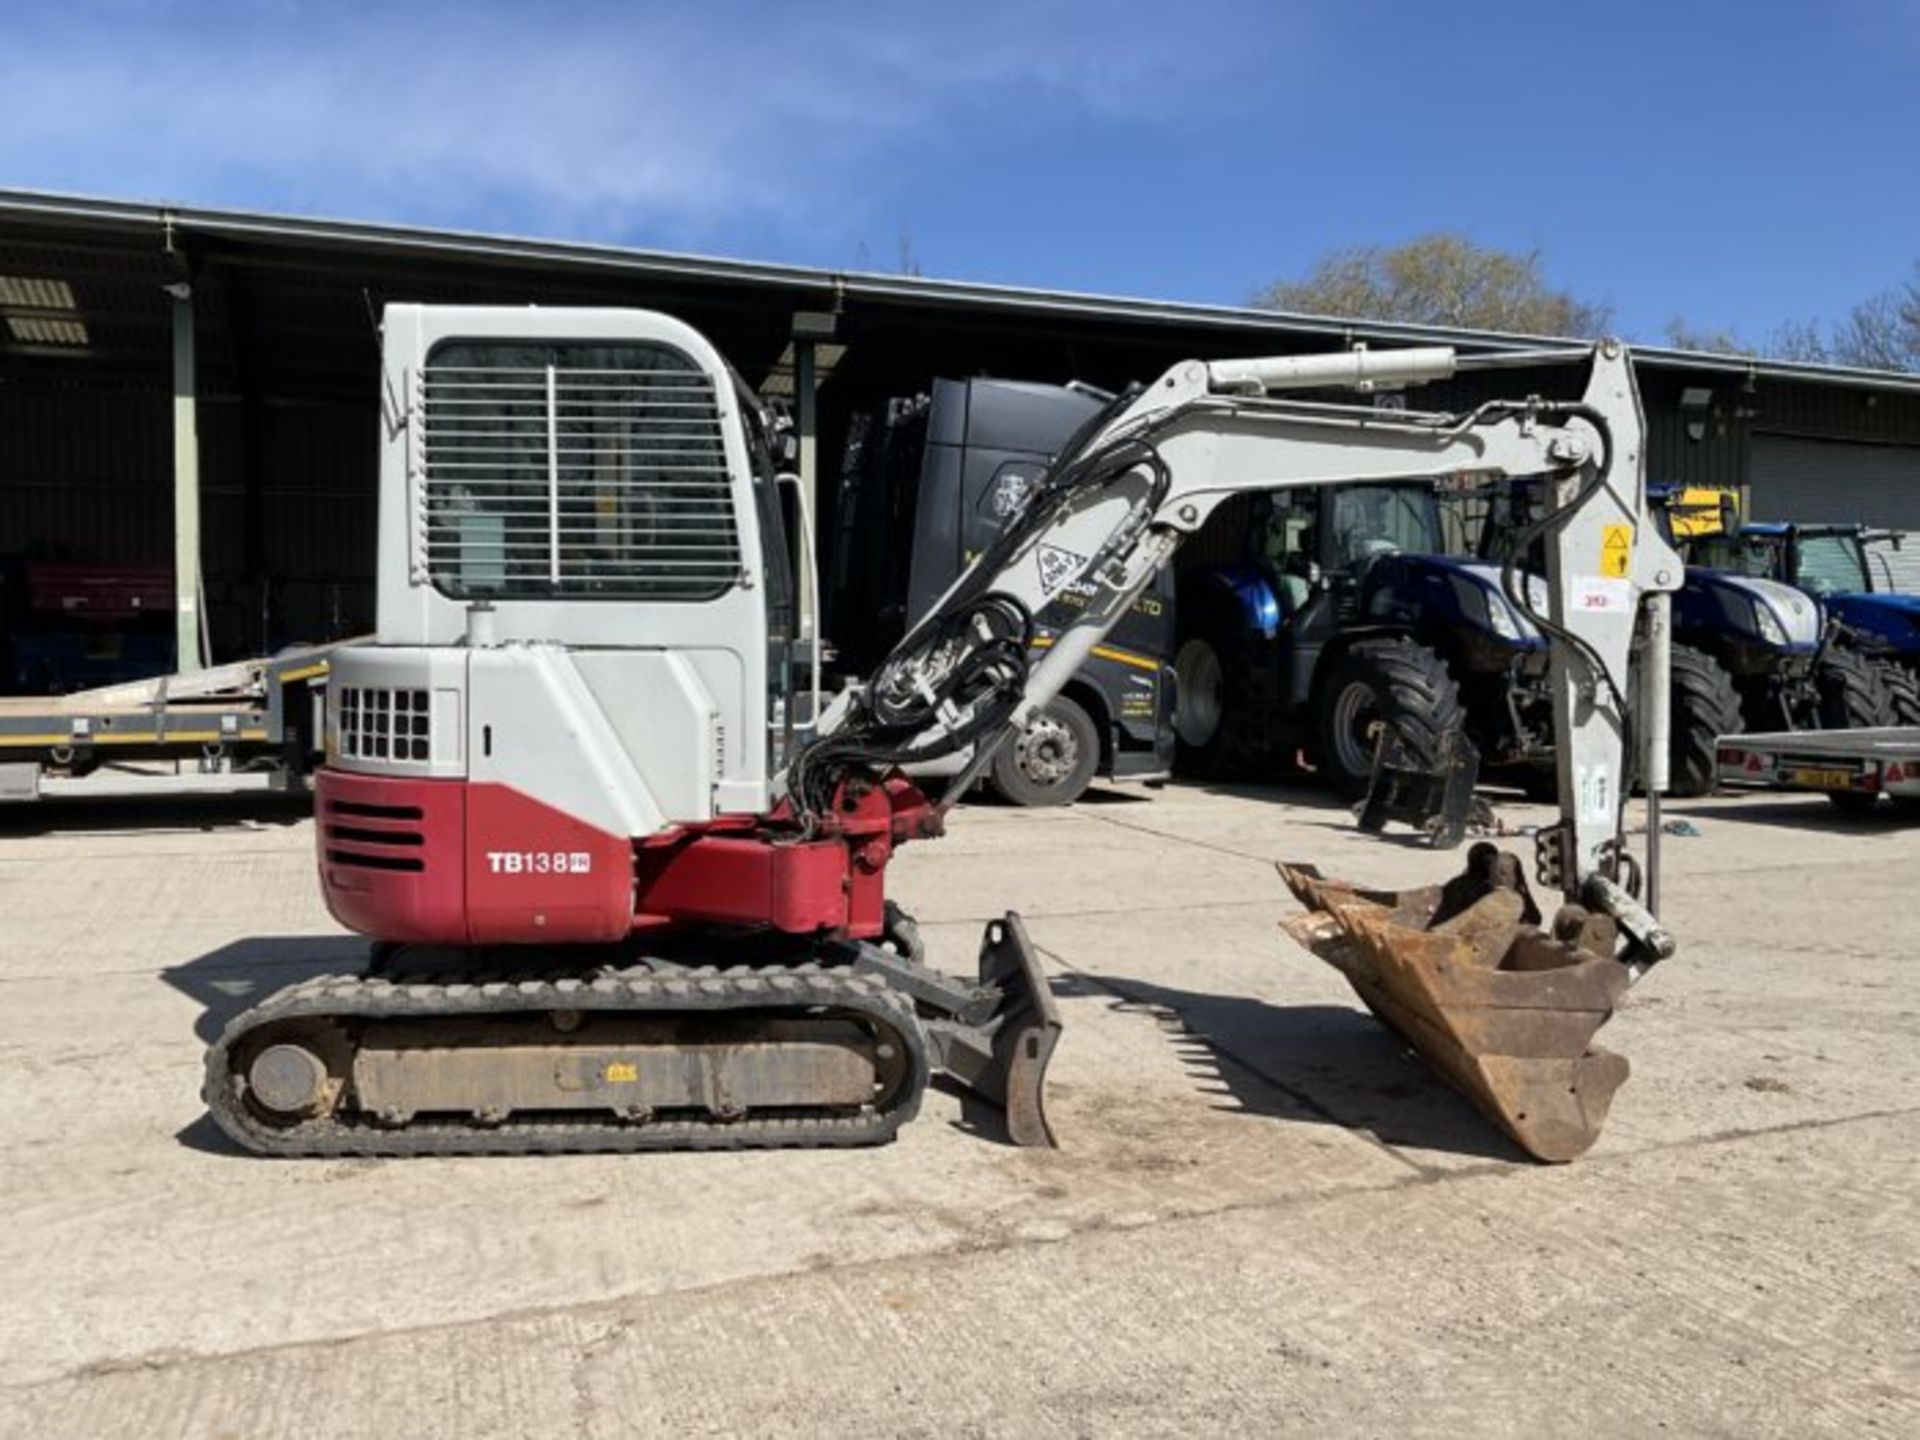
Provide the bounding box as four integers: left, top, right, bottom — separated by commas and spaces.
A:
171, 281, 205, 672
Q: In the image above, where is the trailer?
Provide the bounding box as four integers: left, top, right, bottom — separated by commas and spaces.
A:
0, 642, 351, 802
1715, 726, 1920, 815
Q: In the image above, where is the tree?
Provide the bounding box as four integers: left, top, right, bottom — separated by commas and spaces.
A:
1828, 269, 1920, 371
1664, 265, 1920, 372
1661, 318, 1755, 357
1767, 317, 1834, 364
1255, 233, 1612, 338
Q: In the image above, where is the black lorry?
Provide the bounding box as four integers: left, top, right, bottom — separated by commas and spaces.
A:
827, 377, 1176, 805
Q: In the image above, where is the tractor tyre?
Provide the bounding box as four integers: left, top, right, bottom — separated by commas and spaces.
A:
987, 694, 1100, 807
1173, 635, 1262, 778
1315, 638, 1466, 802
1815, 648, 1895, 731
1667, 643, 1745, 798
1877, 661, 1920, 727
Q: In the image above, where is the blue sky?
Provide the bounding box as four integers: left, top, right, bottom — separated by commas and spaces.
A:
5, 1, 1916, 341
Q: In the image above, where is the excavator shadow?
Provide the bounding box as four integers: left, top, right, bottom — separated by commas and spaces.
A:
163, 935, 372, 1046
932, 1074, 1021, 1146
1292, 817, 1464, 851
0, 792, 309, 838
161, 934, 372, 1158
1050, 971, 1530, 1164
1179, 777, 1334, 806
1170, 780, 1463, 849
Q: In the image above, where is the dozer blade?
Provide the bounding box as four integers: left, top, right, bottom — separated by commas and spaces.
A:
1279, 853, 1631, 1163
923, 913, 1063, 1147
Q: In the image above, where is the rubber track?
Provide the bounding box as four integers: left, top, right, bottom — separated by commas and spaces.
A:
204, 965, 927, 1158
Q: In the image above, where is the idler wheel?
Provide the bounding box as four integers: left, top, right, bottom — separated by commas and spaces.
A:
248, 1042, 336, 1119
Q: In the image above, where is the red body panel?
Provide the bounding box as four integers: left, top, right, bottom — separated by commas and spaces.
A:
26, 562, 174, 621
634, 834, 855, 932
464, 784, 636, 943
314, 768, 939, 947
316, 770, 467, 943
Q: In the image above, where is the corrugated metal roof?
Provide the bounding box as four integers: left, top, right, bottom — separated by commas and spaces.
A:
5, 185, 1919, 395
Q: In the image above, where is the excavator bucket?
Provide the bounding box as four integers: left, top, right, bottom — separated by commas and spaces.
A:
1278, 848, 1631, 1162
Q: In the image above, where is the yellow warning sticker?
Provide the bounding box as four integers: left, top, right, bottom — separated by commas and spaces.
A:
1601, 524, 1633, 579
604, 1061, 639, 1084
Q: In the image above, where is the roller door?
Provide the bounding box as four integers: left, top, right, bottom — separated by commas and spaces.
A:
1749, 434, 1920, 593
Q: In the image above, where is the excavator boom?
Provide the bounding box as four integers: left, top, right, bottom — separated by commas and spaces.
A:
817, 337, 1682, 1158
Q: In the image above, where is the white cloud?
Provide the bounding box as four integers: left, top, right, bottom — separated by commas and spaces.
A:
0, 1, 1298, 250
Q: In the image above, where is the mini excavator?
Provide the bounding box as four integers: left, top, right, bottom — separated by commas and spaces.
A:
206, 306, 1683, 1162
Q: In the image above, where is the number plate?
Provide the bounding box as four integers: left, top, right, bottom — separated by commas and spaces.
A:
1789, 767, 1856, 789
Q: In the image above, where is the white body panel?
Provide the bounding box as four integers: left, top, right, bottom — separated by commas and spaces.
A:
573, 649, 719, 823
466, 646, 667, 837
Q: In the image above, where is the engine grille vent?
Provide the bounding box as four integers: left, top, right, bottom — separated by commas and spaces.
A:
338, 686, 432, 763
323, 797, 426, 874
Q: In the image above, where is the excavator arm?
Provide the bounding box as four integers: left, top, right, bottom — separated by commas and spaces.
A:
807, 340, 1680, 935
800, 339, 1685, 1159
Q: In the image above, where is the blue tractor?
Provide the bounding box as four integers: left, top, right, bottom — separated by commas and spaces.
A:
1180, 480, 1904, 805
1608, 489, 1894, 798
1455, 483, 1894, 797
1687, 521, 1919, 727
1172, 481, 1549, 799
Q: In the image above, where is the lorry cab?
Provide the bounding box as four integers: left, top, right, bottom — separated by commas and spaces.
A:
829, 377, 1177, 805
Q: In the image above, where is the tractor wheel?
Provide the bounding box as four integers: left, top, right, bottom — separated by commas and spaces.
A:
1815, 648, 1895, 731
1667, 643, 1744, 798
1315, 638, 1465, 801
988, 694, 1100, 807
1877, 661, 1920, 727
1173, 635, 1263, 777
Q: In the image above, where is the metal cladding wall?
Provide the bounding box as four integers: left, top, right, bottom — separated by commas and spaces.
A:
1, 388, 172, 562
7, 191, 1920, 690
1638, 368, 1920, 493
1640, 372, 1920, 591
1, 386, 377, 658
1749, 434, 1920, 592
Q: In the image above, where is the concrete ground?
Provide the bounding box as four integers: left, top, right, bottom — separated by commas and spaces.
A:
0, 779, 1914, 1438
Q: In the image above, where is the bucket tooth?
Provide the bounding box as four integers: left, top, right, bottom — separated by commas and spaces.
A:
1281, 852, 1633, 1162
1278, 862, 1441, 928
